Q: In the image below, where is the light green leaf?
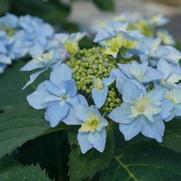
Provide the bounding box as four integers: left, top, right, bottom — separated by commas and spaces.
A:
100, 142, 181, 181
0, 156, 50, 181
68, 127, 115, 181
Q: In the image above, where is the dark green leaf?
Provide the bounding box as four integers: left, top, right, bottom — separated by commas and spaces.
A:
68, 126, 115, 181
162, 119, 181, 153
9, 0, 71, 25
0, 61, 49, 159
93, 0, 114, 11
0, 0, 10, 15
0, 156, 50, 181
100, 142, 181, 181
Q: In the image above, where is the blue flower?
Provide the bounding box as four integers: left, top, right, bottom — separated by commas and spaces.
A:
0, 13, 19, 34
118, 61, 163, 84
156, 45, 181, 64
149, 15, 169, 26
135, 37, 161, 62
21, 50, 64, 89
109, 81, 165, 142
75, 104, 108, 153
92, 76, 115, 108
157, 58, 181, 88
161, 87, 181, 122
48, 32, 86, 55
19, 15, 54, 56
27, 64, 85, 127
157, 30, 175, 45
94, 21, 128, 43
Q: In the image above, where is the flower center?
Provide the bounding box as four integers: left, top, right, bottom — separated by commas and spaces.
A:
64, 41, 79, 55
94, 78, 104, 91
165, 92, 177, 104
0, 26, 16, 37
131, 96, 150, 117
35, 52, 53, 63
79, 117, 100, 132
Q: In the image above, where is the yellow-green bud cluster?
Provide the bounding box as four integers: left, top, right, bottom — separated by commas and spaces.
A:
67, 47, 122, 112
67, 47, 117, 94
101, 86, 121, 113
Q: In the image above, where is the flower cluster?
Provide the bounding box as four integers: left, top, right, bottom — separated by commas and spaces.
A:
0, 13, 54, 73
24, 14, 181, 154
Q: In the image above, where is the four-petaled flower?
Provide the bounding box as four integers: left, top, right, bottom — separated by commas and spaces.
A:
75, 104, 108, 153
109, 81, 165, 142
48, 32, 86, 56
27, 63, 86, 127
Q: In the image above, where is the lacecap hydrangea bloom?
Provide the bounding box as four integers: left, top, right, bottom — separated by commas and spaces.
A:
24, 14, 181, 154
0, 13, 54, 73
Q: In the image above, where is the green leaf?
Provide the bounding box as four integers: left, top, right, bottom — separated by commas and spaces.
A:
0, 156, 50, 181
0, 61, 49, 159
9, 0, 71, 25
92, 0, 114, 11
162, 119, 181, 153
0, 0, 10, 15
100, 142, 181, 181
68, 126, 115, 181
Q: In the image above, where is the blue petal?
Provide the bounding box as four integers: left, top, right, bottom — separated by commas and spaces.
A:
50, 63, 72, 85
77, 132, 92, 154
157, 46, 181, 64
45, 102, 69, 127
122, 81, 143, 103
27, 81, 51, 109
109, 104, 133, 124
148, 88, 165, 105
29, 43, 44, 56
175, 104, 181, 116
143, 67, 163, 83
141, 118, 165, 142
119, 119, 142, 141
22, 68, 47, 89
44, 81, 62, 96
157, 59, 171, 79
88, 129, 106, 152
92, 87, 108, 108
0, 55, 11, 64
161, 99, 174, 121
65, 80, 77, 97
63, 107, 80, 125
74, 104, 90, 122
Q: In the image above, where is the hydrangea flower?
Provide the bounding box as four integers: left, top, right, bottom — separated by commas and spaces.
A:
75, 104, 108, 153
109, 81, 165, 142
27, 63, 85, 127
118, 61, 163, 84
100, 34, 137, 58
161, 87, 181, 122
157, 30, 175, 45
21, 50, 64, 89
19, 15, 54, 56
92, 76, 115, 108
156, 45, 181, 64
157, 58, 181, 88
0, 13, 19, 37
93, 21, 128, 43
21, 13, 181, 154
48, 32, 86, 56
